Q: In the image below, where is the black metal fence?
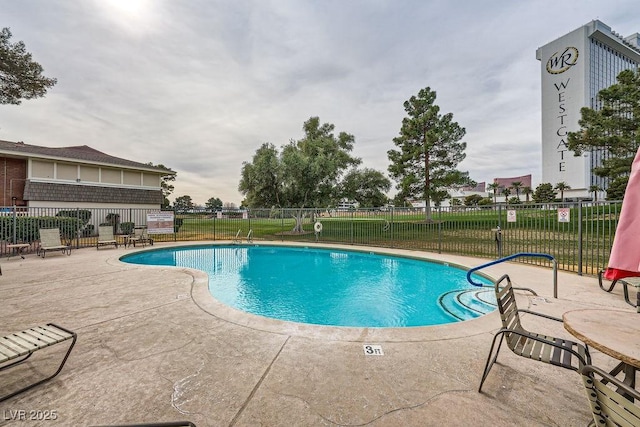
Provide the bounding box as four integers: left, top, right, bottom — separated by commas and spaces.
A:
0, 201, 621, 276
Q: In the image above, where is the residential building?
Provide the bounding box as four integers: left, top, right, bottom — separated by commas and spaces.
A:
536, 20, 640, 200
0, 139, 173, 209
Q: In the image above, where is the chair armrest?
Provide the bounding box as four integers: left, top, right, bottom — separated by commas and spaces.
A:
517, 308, 562, 323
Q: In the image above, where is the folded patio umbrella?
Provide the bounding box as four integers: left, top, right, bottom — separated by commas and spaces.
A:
604, 146, 640, 280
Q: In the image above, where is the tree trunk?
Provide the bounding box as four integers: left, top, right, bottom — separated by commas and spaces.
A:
292, 208, 306, 233
424, 136, 432, 221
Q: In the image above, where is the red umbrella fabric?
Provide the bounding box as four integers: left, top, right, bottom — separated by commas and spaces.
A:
604, 147, 640, 281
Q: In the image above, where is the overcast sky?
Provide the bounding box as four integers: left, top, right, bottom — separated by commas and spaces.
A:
1, 0, 638, 205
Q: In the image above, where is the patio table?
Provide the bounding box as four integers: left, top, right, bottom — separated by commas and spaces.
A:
563, 308, 640, 391
6, 243, 30, 259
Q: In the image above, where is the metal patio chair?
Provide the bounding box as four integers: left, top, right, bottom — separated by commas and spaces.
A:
581, 364, 640, 426
478, 274, 591, 392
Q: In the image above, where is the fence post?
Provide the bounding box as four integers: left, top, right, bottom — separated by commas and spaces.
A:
12, 201, 17, 244
577, 201, 583, 276
350, 209, 354, 245
390, 207, 394, 248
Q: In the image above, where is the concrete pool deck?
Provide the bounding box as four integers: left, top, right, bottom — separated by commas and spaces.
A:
0, 241, 635, 426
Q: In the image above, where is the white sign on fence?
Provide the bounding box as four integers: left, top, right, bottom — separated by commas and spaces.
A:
507, 210, 517, 223
558, 208, 570, 223
146, 211, 175, 234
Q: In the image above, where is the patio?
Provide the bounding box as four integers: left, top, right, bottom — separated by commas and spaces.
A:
0, 242, 634, 426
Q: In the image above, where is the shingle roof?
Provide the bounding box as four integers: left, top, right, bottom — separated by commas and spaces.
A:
0, 139, 174, 174
24, 181, 163, 204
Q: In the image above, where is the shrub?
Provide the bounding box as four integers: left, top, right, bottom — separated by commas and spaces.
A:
120, 222, 134, 235
105, 213, 120, 234
0, 216, 82, 243
56, 209, 91, 225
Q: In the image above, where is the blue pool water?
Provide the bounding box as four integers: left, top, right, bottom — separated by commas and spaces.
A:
121, 245, 495, 327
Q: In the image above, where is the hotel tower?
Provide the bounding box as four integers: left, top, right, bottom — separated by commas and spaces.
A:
536, 20, 640, 200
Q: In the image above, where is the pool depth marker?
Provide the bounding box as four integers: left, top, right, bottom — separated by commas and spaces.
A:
363, 344, 384, 356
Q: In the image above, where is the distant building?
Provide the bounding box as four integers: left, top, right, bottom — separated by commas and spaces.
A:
492, 175, 532, 191
536, 20, 640, 200
462, 182, 486, 192
0, 140, 173, 209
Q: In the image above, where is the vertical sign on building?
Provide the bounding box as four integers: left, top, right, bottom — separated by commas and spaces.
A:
536, 26, 589, 194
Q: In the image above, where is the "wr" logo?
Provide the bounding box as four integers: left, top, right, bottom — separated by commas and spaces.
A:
546, 47, 579, 74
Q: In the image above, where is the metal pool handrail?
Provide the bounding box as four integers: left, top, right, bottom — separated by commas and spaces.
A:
466, 253, 558, 298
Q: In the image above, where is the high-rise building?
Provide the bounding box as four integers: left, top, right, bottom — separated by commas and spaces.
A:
536, 20, 640, 200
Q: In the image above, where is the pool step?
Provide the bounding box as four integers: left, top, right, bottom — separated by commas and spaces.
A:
438, 288, 496, 321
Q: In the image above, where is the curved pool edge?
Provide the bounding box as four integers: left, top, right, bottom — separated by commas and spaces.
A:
116, 240, 501, 342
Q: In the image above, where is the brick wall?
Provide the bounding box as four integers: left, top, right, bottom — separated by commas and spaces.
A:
0, 157, 27, 206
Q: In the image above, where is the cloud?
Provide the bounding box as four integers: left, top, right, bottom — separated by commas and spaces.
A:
0, 0, 637, 205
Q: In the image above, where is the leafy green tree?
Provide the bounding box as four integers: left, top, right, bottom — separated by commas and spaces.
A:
238, 143, 282, 208
567, 69, 640, 199
604, 179, 626, 201
340, 168, 391, 207
387, 87, 471, 221
173, 195, 194, 212
464, 194, 483, 207
239, 117, 360, 232
392, 193, 409, 208
511, 181, 523, 201
205, 197, 223, 211
478, 197, 493, 207
501, 187, 511, 200
1, 28, 57, 105
554, 181, 571, 202
507, 197, 521, 205
522, 186, 532, 203
146, 162, 176, 208
431, 190, 449, 208
533, 183, 556, 203
487, 182, 500, 204
588, 185, 603, 202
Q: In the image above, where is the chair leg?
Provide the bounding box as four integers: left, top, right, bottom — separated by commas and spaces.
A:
0, 333, 77, 403
479, 332, 505, 392
598, 270, 618, 292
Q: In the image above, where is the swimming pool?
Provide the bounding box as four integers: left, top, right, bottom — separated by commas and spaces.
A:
121, 245, 495, 327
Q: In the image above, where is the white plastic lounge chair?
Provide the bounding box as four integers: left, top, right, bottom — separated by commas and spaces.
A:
37, 228, 71, 258
97, 225, 119, 249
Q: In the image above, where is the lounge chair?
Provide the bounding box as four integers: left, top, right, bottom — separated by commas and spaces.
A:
580, 364, 640, 426
478, 274, 591, 392
127, 227, 153, 248
0, 323, 77, 402
97, 225, 119, 250
597, 269, 640, 312
37, 228, 71, 258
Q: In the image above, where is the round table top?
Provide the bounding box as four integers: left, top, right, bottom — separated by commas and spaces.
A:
563, 308, 640, 369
